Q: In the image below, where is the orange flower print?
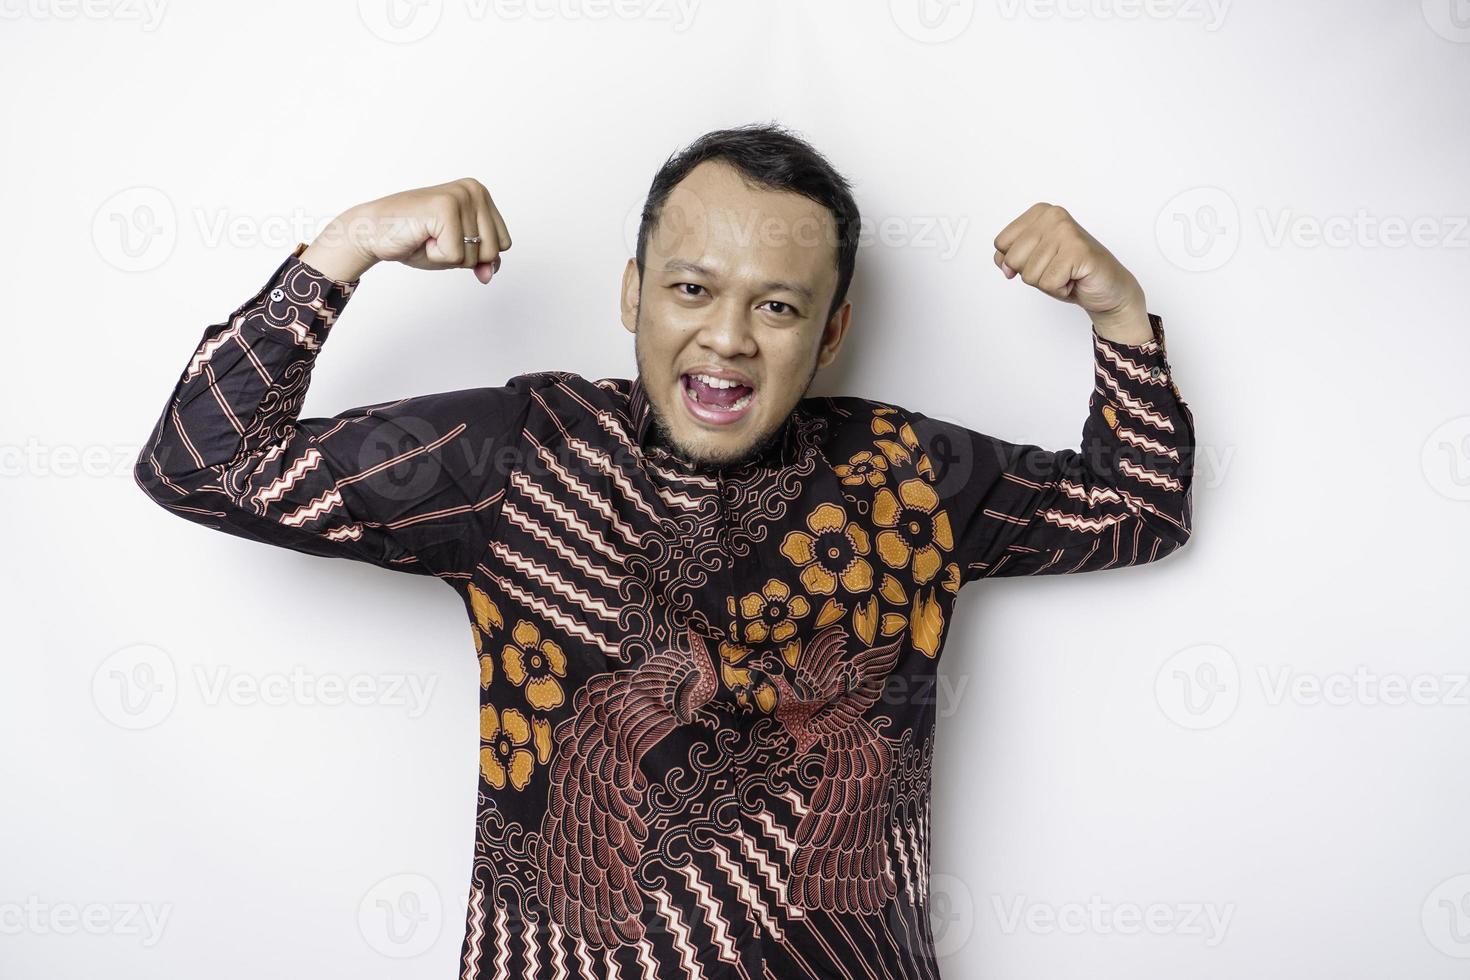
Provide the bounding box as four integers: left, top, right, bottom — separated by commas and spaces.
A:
502, 620, 568, 711
480, 705, 551, 791
833, 449, 889, 488
717, 643, 778, 713
870, 409, 934, 480
468, 584, 503, 689
873, 478, 954, 586
779, 502, 874, 596
729, 579, 810, 667
910, 587, 945, 659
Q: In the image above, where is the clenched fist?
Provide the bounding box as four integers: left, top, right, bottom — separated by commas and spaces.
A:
993, 203, 1151, 344
300, 178, 512, 285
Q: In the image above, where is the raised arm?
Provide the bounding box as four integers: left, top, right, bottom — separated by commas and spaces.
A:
918, 203, 1196, 583
917, 316, 1194, 582
132, 179, 529, 582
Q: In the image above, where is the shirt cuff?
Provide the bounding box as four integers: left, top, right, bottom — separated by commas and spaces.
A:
1093, 312, 1172, 382
233, 243, 358, 351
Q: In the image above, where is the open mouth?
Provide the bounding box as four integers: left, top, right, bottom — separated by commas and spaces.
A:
680, 370, 756, 425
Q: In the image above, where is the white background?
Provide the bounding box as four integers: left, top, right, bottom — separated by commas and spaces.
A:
4, 1, 1468, 977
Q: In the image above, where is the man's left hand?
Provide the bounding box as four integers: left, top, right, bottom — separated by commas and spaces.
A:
993, 203, 1152, 345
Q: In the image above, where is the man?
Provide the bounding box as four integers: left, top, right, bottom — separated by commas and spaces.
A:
134, 123, 1194, 979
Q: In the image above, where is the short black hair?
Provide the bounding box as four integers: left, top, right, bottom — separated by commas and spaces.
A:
635, 121, 861, 326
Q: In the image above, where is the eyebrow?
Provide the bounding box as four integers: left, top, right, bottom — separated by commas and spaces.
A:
660, 259, 815, 304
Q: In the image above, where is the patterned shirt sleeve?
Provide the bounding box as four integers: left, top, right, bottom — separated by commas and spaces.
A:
912, 313, 1196, 582
132, 245, 536, 580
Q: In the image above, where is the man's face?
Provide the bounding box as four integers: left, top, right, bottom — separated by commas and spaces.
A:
621, 159, 852, 469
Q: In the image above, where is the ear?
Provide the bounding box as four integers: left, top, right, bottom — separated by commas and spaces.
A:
813, 299, 852, 370
620, 258, 640, 335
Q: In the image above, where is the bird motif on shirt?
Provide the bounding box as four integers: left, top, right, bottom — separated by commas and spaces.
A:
536, 625, 719, 948
765, 624, 904, 914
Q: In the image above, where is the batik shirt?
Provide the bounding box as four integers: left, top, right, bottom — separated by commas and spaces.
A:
134, 243, 1196, 980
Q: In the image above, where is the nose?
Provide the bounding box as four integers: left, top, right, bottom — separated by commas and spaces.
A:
694, 299, 757, 360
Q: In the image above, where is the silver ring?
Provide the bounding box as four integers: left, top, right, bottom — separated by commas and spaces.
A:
463, 235, 482, 244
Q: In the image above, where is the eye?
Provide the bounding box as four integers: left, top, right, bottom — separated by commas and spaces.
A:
762, 300, 799, 317
673, 283, 706, 297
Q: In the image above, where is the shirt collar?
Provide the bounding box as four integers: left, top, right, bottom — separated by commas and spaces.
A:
626, 374, 809, 471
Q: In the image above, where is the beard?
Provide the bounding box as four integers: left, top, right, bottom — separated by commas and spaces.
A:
633, 317, 818, 473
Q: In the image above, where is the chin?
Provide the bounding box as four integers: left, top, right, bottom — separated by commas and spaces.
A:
653, 407, 780, 470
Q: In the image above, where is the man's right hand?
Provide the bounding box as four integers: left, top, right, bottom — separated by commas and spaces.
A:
300, 177, 512, 285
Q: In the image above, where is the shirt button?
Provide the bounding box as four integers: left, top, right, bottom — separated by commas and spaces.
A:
1150, 366, 1162, 379
269, 288, 285, 302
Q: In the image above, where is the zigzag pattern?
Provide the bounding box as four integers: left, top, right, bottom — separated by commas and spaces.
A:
648, 887, 705, 980
1058, 477, 1125, 507
512, 472, 634, 563
322, 522, 364, 542
1118, 457, 1183, 491
740, 828, 801, 923
490, 902, 512, 980
1095, 339, 1168, 385
502, 502, 624, 589
184, 323, 243, 380
1095, 367, 1175, 432
482, 569, 621, 658
460, 883, 487, 980
537, 447, 648, 547
279, 487, 344, 527
1039, 508, 1131, 534
488, 542, 620, 622
253, 448, 323, 507
680, 863, 739, 963
567, 437, 662, 526
1115, 424, 1180, 460
546, 919, 570, 980
711, 841, 782, 941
